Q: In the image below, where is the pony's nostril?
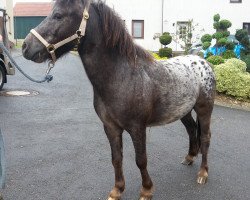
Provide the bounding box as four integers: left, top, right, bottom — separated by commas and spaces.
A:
22, 42, 27, 51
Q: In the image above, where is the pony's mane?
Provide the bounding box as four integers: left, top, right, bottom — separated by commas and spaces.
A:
92, 1, 153, 64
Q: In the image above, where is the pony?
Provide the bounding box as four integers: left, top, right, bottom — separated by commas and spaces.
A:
22, 0, 216, 199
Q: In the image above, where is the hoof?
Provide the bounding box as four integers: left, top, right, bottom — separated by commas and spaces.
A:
107, 197, 120, 200
139, 197, 152, 200
107, 187, 122, 200
181, 155, 195, 165
197, 175, 208, 184
197, 169, 208, 184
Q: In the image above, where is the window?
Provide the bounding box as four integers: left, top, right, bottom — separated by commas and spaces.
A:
243, 23, 250, 34
230, 0, 242, 3
132, 20, 144, 39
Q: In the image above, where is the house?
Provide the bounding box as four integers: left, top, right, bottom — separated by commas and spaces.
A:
13, 2, 52, 39
0, 0, 14, 42
12, 0, 250, 51
106, 0, 250, 52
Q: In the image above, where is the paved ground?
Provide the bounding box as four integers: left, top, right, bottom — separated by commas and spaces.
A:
0, 50, 250, 200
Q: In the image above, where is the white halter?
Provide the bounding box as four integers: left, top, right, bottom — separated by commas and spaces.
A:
30, 3, 90, 63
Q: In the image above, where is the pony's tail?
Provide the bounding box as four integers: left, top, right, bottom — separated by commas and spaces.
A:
196, 117, 201, 153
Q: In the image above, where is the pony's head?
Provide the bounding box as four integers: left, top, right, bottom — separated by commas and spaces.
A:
22, 0, 90, 63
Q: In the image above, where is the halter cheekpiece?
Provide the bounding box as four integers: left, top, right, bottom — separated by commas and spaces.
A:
30, 3, 90, 64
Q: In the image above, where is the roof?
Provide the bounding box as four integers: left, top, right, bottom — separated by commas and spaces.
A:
14, 2, 53, 17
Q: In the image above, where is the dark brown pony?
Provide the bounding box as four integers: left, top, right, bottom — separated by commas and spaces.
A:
22, 0, 216, 199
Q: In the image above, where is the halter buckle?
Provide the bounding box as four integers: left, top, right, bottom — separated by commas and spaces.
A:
47, 44, 55, 53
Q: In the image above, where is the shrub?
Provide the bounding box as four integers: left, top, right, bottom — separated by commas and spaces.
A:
201, 34, 212, 43
218, 38, 227, 46
213, 14, 220, 22
219, 20, 232, 29
159, 34, 172, 46
225, 41, 235, 50
241, 53, 250, 72
159, 48, 172, 58
214, 58, 250, 99
202, 42, 211, 50
222, 50, 236, 59
225, 58, 246, 72
207, 55, 225, 65
212, 32, 224, 40
151, 52, 167, 60
206, 52, 213, 58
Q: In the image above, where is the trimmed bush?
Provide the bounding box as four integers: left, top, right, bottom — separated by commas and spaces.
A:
218, 38, 227, 46
202, 41, 211, 50
213, 32, 224, 40
207, 55, 224, 65
226, 41, 235, 50
214, 58, 250, 99
159, 34, 172, 46
213, 14, 220, 22
222, 50, 236, 59
201, 34, 212, 43
219, 20, 232, 29
159, 48, 172, 58
241, 53, 250, 72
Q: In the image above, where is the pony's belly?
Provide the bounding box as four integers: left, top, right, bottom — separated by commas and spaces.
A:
148, 97, 196, 126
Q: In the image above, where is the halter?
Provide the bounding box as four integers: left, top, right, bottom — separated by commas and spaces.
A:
30, 3, 90, 64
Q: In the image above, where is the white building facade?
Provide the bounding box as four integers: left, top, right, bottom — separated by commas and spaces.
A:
0, 0, 14, 42
105, 0, 250, 51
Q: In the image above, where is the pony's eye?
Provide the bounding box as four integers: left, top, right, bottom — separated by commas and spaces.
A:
53, 13, 63, 20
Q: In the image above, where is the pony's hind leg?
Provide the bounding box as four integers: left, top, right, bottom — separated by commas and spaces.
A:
104, 125, 125, 200
129, 126, 154, 200
181, 111, 200, 165
194, 99, 214, 184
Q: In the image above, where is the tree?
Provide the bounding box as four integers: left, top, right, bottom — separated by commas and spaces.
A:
201, 14, 232, 54
159, 32, 172, 58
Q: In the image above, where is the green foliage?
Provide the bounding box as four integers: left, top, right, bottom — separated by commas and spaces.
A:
226, 41, 235, 50
218, 38, 227, 46
235, 29, 250, 50
159, 33, 172, 46
202, 42, 211, 50
222, 50, 236, 59
159, 47, 172, 58
207, 52, 213, 58
214, 58, 250, 99
213, 22, 220, 30
222, 31, 230, 37
151, 52, 167, 60
219, 20, 232, 29
207, 55, 225, 65
240, 53, 250, 72
213, 32, 224, 40
213, 14, 220, 22
163, 32, 170, 35
201, 34, 212, 43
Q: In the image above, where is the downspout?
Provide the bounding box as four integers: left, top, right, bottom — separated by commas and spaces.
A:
161, 0, 164, 35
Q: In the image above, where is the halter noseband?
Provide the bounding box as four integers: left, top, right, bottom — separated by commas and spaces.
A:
30, 4, 90, 63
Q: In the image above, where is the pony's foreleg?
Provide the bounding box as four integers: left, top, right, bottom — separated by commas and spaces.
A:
129, 126, 154, 200
104, 125, 125, 200
181, 112, 199, 165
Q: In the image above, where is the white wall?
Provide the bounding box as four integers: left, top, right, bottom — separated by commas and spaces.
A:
163, 0, 250, 51
106, 0, 250, 52
106, 0, 162, 51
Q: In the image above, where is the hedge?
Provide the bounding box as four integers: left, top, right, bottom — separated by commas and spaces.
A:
214, 58, 250, 99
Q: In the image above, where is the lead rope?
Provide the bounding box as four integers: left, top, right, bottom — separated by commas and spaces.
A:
0, 128, 5, 190
0, 42, 54, 83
